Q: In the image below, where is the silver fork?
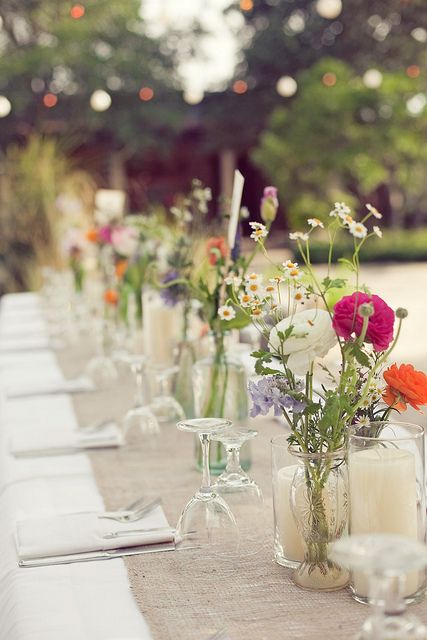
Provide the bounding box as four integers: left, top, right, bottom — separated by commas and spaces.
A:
99, 497, 162, 523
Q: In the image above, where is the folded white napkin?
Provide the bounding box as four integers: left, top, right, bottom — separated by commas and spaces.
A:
10, 421, 123, 456
5, 375, 94, 399
0, 335, 51, 352
16, 505, 173, 560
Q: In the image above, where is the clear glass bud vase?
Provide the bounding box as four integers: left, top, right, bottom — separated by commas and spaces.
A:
289, 446, 349, 591
192, 331, 250, 475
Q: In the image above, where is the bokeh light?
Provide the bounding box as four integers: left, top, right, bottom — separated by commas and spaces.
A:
411, 27, 427, 43
322, 72, 337, 87
240, 0, 253, 11
406, 93, 426, 116
233, 80, 248, 94
90, 90, 111, 111
406, 65, 420, 79
276, 76, 298, 97
363, 69, 383, 89
43, 93, 58, 108
139, 87, 154, 101
0, 96, 12, 118
183, 89, 204, 105
70, 4, 85, 19
316, 0, 343, 20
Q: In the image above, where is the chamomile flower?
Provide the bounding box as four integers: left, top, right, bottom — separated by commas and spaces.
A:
373, 225, 382, 238
218, 305, 236, 321
264, 284, 276, 294
330, 202, 351, 218
246, 280, 265, 295
239, 292, 254, 308
285, 267, 302, 282
289, 231, 309, 241
224, 275, 242, 287
366, 203, 382, 219
349, 221, 368, 239
270, 275, 285, 284
307, 218, 324, 228
290, 288, 306, 304
341, 214, 354, 225
249, 222, 268, 242
250, 306, 264, 317
282, 260, 299, 271
360, 397, 372, 409
246, 272, 263, 283
356, 416, 371, 428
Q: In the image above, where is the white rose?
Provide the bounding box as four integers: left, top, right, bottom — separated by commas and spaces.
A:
111, 227, 139, 257
269, 308, 337, 375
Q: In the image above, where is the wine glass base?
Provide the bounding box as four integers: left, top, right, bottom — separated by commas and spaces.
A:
356, 614, 427, 639
350, 581, 427, 606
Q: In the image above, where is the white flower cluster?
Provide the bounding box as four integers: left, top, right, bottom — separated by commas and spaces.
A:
249, 221, 268, 242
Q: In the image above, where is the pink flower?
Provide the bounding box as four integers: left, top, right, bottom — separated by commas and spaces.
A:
98, 225, 113, 244
332, 292, 395, 352
111, 226, 139, 257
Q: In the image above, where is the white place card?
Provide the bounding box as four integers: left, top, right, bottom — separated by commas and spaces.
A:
227, 170, 245, 250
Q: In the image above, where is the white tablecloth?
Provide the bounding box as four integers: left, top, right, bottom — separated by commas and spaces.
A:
0, 293, 152, 640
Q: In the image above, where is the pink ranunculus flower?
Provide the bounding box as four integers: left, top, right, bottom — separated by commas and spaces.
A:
332, 292, 395, 352
260, 186, 278, 223
111, 226, 139, 257
98, 225, 113, 244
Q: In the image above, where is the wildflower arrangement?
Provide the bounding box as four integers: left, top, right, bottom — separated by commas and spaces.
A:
162, 183, 279, 337
61, 227, 89, 292
226, 199, 427, 453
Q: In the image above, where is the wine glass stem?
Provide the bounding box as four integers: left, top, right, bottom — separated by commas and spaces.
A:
226, 445, 243, 474
134, 364, 145, 406
200, 433, 212, 494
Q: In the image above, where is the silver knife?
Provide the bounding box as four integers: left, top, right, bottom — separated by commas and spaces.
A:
19, 542, 176, 567
13, 439, 120, 458
103, 526, 176, 540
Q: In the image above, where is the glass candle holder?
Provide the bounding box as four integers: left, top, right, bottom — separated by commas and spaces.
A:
271, 435, 306, 568
349, 421, 426, 604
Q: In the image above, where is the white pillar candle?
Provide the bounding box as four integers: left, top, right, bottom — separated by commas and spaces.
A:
276, 465, 306, 562
349, 447, 420, 596
142, 300, 183, 367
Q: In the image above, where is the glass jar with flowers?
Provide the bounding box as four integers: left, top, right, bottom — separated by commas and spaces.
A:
228, 201, 427, 590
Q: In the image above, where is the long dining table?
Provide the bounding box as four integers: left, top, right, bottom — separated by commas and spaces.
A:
2, 290, 427, 640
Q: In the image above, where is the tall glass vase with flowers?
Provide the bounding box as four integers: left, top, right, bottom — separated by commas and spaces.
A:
228, 200, 427, 590
162, 182, 278, 472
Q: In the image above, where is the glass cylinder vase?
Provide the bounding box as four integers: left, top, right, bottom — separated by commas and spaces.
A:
349, 421, 426, 604
289, 445, 350, 591
271, 435, 306, 568
192, 331, 249, 475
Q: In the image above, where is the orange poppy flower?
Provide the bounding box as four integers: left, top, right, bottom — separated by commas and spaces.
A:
104, 289, 119, 306
86, 228, 98, 243
206, 236, 227, 265
115, 259, 128, 280
383, 363, 427, 412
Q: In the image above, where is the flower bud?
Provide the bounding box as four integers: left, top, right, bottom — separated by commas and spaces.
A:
260, 186, 278, 223
358, 302, 374, 318
396, 307, 408, 319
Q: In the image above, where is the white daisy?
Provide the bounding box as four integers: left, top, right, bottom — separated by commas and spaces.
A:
307, 218, 324, 228
224, 275, 242, 287
289, 231, 309, 241
218, 305, 236, 321
239, 292, 254, 307
245, 280, 266, 296
349, 221, 368, 239
249, 222, 268, 242
373, 225, 383, 238
356, 416, 371, 427
290, 288, 306, 304
330, 202, 351, 217
282, 260, 299, 270
366, 203, 382, 219
246, 272, 263, 283
269, 275, 285, 284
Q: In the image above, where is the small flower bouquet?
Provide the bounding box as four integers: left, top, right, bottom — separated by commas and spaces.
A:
227, 198, 427, 588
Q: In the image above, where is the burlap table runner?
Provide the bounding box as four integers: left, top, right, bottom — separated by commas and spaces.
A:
57, 341, 427, 640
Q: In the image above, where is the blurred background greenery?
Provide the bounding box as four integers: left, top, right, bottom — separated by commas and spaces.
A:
1, 0, 427, 290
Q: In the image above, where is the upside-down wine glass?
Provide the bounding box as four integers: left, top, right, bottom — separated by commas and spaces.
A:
330, 534, 427, 640
149, 364, 186, 423
123, 355, 159, 437
212, 426, 265, 556
175, 418, 240, 556
85, 317, 118, 389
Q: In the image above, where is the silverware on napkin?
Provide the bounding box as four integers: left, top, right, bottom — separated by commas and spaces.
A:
103, 526, 175, 540
19, 541, 176, 567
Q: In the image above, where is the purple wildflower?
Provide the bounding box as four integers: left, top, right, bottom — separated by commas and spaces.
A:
248, 376, 306, 418
160, 270, 187, 307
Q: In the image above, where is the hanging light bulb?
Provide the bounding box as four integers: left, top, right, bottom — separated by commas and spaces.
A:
316, 0, 342, 20
90, 90, 111, 111
0, 96, 12, 117
276, 76, 298, 97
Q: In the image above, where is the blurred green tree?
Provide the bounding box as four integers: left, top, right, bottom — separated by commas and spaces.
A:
253, 58, 427, 227
0, 0, 184, 155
